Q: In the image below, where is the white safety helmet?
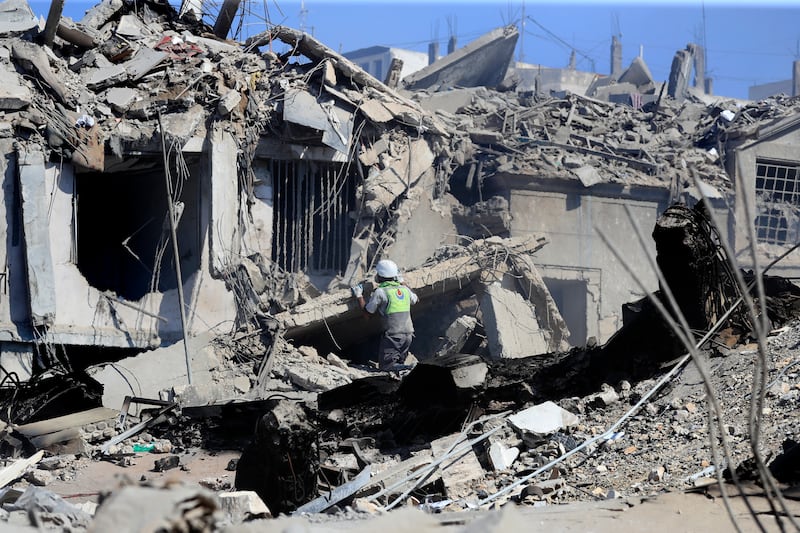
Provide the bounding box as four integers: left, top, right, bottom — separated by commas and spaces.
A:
376, 259, 399, 278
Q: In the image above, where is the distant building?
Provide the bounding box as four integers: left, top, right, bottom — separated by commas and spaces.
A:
749, 80, 793, 101
513, 62, 600, 96
343, 46, 427, 84
748, 60, 800, 100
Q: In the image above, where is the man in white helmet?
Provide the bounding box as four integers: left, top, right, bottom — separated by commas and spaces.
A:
352, 259, 418, 370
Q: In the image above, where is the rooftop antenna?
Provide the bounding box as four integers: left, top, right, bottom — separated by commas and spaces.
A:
519, 0, 525, 63
299, 0, 308, 34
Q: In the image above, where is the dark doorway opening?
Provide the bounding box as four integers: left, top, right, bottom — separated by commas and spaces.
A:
544, 278, 588, 345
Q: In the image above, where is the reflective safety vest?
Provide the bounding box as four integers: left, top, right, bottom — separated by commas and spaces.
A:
381, 281, 412, 315
378, 281, 414, 334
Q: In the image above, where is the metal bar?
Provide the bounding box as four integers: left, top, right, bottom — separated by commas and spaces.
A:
101, 402, 177, 454
294, 464, 372, 515
157, 111, 192, 386
103, 293, 168, 323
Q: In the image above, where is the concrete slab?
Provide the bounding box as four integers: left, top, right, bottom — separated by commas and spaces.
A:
123, 47, 167, 81
478, 279, 549, 359
0, 0, 37, 34
103, 87, 137, 113
88, 332, 219, 410
83, 63, 126, 91
403, 25, 518, 91
508, 401, 579, 436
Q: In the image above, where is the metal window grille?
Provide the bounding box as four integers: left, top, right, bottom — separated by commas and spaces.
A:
754, 160, 800, 245
271, 160, 356, 274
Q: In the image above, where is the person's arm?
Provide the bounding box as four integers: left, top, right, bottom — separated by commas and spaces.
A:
352, 284, 373, 318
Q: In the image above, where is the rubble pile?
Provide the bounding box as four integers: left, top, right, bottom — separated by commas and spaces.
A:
418, 87, 732, 195
0, 0, 799, 530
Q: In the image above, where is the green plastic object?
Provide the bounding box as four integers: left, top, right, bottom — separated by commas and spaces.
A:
133, 443, 155, 452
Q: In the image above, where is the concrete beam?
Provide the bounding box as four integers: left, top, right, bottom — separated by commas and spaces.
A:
17, 148, 56, 328
212, 0, 240, 39
276, 235, 549, 339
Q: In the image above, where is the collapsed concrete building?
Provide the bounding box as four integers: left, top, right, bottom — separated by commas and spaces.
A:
0, 0, 574, 405
1, 0, 800, 526
0, 0, 798, 381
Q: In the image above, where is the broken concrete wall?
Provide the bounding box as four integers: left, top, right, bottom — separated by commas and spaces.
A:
382, 172, 459, 271
34, 156, 234, 347
727, 114, 800, 276
504, 180, 669, 344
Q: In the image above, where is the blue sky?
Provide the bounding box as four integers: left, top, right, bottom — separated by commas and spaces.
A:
26, 0, 800, 100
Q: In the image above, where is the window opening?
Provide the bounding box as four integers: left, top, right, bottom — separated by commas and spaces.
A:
754, 159, 800, 245
271, 160, 356, 274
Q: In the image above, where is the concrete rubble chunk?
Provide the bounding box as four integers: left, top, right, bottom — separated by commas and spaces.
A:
435, 315, 479, 357
430, 433, 484, 500
478, 273, 550, 359
80, 0, 123, 29
0, 60, 30, 109
88, 333, 218, 409
89, 485, 217, 532
573, 165, 603, 187
115, 13, 148, 38
508, 401, 579, 436
489, 441, 520, 471
0, 0, 37, 34
218, 491, 271, 519
103, 86, 136, 113
218, 88, 242, 116
11, 40, 69, 104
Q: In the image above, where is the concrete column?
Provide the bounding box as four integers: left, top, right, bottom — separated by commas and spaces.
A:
209, 124, 240, 274
447, 35, 457, 54
610, 35, 622, 79
43, 0, 65, 47
704, 78, 714, 96
17, 148, 56, 328
692, 43, 705, 92
793, 60, 800, 97
667, 47, 693, 101
428, 41, 439, 65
